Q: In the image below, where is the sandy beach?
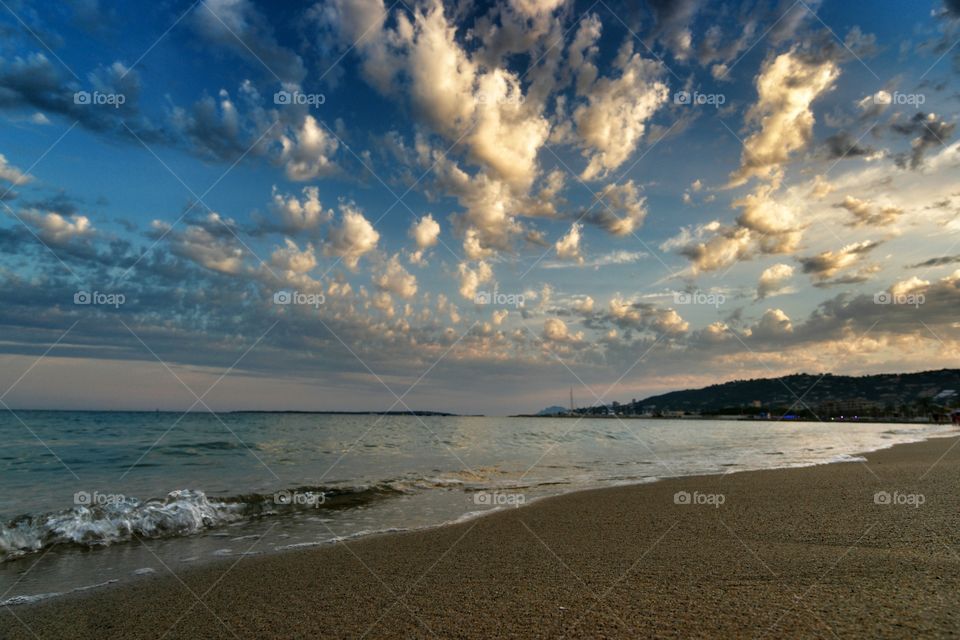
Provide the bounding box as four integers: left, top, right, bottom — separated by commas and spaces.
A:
4, 435, 960, 639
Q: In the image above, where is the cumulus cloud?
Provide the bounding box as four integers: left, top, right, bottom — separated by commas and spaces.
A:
836, 196, 903, 227
757, 263, 795, 299
554, 222, 584, 263
267, 186, 331, 234
21, 210, 93, 245
154, 215, 245, 275
798, 240, 880, 282
325, 204, 380, 269
583, 180, 649, 236
374, 254, 418, 299
750, 308, 793, 339
604, 294, 689, 335
409, 214, 441, 265
572, 40, 670, 180
279, 115, 339, 181
729, 48, 839, 187
271, 239, 317, 274
0, 154, 33, 186
457, 260, 493, 300
543, 317, 583, 343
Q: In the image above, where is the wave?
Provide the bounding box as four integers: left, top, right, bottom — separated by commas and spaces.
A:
0, 484, 404, 561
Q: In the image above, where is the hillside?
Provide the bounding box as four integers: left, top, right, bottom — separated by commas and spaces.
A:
575, 369, 960, 418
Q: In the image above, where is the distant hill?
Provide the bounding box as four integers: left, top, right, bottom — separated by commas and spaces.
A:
537, 405, 567, 416
572, 369, 960, 418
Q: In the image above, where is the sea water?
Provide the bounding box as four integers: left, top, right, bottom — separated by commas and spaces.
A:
1, 411, 956, 604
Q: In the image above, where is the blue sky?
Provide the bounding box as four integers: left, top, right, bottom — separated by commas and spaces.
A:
1, 0, 959, 414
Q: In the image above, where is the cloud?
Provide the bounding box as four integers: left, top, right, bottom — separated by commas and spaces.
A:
265, 186, 331, 234
647, 0, 701, 60
543, 317, 583, 343
270, 239, 317, 274
572, 40, 669, 180
409, 214, 441, 264
890, 112, 956, 170
20, 210, 93, 245
542, 249, 646, 269
582, 180, 649, 236
0, 154, 33, 186
663, 221, 753, 272
554, 222, 584, 263
822, 131, 875, 159
907, 255, 960, 269
325, 204, 380, 269
798, 240, 880, 282
154, 214, 245, 275
190, 0, 306, 83
729, 48, 839, 187
457, 260, 493, 300
374, 254, 418, 299
750, 308, 793, 339
279, 115, 339, 181
757, 263, 795, 299
602, 294, 689, 335
836, 195, 903, 227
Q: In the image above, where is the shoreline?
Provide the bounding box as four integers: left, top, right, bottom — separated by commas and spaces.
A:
3, 426, 954, 607
5, 435, 960, 638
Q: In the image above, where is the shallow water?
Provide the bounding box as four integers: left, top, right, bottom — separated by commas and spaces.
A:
1, 411, 955, 603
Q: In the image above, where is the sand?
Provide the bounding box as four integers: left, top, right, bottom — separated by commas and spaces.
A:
4, 436, 960, 639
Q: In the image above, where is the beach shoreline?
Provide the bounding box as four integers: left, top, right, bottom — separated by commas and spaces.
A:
5, 435, 960, 638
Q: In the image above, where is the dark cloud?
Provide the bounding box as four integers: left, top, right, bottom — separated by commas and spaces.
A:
822, 131, 875, 159
647, 0, 701, 59
907, 255, 960, 268
890, 112, 957, 169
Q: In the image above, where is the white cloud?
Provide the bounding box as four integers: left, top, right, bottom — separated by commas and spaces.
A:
271, 239, 317, 273
279, 115, 339, 181
572, 41, 669, 180
409, 214, 441, 264
729, 48, 839, 187
757, 263, 795, 299
325, 204, 380, 269
374, 254, 418, 299
457, 260, 493, 300
0, 154, 33, 186
554, 222, 584, 263
24, 211, 93, 244
269, 186, 330, 232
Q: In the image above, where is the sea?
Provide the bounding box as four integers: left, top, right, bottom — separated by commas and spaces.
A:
1, 411, 957, 605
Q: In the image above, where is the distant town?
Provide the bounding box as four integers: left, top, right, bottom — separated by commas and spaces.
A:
524, 369, 960, 424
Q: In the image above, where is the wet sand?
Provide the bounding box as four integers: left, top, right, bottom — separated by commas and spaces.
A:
4, 436, 960, 638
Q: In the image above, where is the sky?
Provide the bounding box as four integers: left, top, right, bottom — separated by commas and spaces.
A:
0, 0, 958, 415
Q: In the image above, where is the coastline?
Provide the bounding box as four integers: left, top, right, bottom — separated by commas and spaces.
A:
5, 435, 960, 638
